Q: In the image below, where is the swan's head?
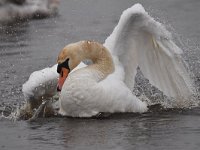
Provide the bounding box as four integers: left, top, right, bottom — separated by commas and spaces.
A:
56, 41, 114, 91
56, 43, 82, 91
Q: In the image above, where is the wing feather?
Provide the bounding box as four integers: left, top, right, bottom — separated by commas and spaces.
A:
104, 3, 194, 99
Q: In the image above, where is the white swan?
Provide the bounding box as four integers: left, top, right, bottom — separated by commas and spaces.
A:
22, 4, 194, 117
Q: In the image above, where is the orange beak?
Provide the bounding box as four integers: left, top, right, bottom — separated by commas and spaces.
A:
57, 68, 69, 91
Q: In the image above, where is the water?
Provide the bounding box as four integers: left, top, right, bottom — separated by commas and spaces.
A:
0, 0, 200, 149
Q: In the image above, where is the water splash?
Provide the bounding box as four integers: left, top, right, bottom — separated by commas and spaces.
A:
0, 93, 59, 121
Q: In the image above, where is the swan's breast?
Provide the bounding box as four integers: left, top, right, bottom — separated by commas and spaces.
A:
59, 69, 103, 117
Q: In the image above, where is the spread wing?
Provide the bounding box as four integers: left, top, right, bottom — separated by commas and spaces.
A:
104, 3, 194, 99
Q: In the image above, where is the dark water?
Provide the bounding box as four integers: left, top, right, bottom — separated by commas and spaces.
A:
0, 0, 200, 149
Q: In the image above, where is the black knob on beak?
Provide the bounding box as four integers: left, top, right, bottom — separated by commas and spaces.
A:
57, 86, 61, 92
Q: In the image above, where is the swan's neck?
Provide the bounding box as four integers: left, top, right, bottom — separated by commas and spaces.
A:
79, 41, 114, 81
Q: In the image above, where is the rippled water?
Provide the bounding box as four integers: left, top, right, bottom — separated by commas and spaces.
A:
0, 0, 200, 149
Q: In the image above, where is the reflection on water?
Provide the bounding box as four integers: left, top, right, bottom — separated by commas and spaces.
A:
1, 111, 199, 150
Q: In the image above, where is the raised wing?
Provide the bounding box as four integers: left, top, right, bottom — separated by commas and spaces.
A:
104, 3, 194, 100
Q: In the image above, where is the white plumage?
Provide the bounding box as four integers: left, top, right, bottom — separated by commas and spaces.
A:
104, 3, 194, 100
23, 4, 194, 117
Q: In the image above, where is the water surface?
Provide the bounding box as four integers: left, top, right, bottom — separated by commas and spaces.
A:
0, 0, 200, 149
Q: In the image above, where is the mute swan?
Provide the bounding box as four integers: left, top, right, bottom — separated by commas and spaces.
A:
22, 3, 194, 118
